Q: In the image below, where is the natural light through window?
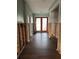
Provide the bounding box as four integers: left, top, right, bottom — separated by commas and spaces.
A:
36, 18, 41, 31
42, 18, 47, 31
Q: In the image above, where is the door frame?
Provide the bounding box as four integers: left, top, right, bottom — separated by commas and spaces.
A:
34, 17, 48, 32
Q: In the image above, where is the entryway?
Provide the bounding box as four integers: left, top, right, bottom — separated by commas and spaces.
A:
35, 17, 48, 32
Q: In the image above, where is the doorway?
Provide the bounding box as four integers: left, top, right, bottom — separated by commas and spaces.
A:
35, 17, 48, 32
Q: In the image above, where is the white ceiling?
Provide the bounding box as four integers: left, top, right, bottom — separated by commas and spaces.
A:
25, 0, 58, 14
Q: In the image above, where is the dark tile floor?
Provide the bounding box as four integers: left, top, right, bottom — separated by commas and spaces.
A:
18, 32, 61, 59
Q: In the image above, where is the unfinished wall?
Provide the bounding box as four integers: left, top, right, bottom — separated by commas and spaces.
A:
48, 23, 51, 37
24, 1, 33, 42
49, 5, 61, 54
48, 10, 56, 37
17, 0, 33, 57
52, 6, 61, 54
48, 22, 55, 37
17, 0, 26, 55
56, 4, 61, 54
26, 16, 33, 42
56, 23, 61, 54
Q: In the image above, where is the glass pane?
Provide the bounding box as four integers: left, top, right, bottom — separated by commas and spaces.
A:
42, 18, 47, 31
36, 18, 41, 31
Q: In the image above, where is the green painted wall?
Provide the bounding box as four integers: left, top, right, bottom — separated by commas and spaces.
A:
17, 0, 25, 23
17, 0, 33, 23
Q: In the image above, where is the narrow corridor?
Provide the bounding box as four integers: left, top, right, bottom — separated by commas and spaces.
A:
18, 33, 61, 59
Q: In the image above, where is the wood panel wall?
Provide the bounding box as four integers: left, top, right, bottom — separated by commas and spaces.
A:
17, 23, 27, 55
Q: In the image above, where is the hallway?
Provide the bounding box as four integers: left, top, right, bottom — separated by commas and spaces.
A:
18, 33, 60, 59
17, 0, 61, 59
